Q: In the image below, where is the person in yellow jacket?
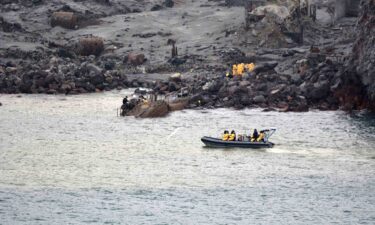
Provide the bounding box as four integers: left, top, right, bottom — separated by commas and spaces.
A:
246, 63, 255, 72
222, 130, 229, 141
232, 64, 237, 76
257, 131, 265, 142
228, 130, 236, 141
237, 63, 245, 76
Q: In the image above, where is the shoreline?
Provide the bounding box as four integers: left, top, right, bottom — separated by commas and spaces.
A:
0, 89, 364, 114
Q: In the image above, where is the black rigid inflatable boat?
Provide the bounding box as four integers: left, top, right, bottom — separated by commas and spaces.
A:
201, 136, 274, 148
201, 129, 276, 149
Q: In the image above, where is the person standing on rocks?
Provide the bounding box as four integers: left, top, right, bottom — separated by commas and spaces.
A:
123, 96, 128, 105
121, 96, 130, 113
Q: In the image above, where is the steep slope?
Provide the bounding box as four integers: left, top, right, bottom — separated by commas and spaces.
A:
338, 0, 375, 110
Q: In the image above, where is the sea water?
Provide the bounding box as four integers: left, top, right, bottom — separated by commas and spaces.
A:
0, 91, 374, 224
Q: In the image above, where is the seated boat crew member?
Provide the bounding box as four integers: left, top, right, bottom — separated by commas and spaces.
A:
237, 134, 243, 141
251, 129, 259, 142
222, 130, 229, 141
228, 130, 236, 141
257, 131, 265, 142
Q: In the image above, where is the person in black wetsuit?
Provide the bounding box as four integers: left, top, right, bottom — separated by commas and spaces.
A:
121, 96, 129, 114
123, 96, 128, 105
252, 129, 259, 142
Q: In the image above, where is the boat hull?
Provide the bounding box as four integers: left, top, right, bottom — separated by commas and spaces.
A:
201, 136, 274, 148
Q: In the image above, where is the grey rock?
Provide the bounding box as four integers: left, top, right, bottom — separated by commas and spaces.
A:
207, 80, 223, 93
228, 85, 239, 95
253, 95, 266, 103
308, 80, 330, 100
307, 53, 326, 66
256, 83, 268, 92
290, 74, 302, 83
86, 63, 102, 76
253, 61, 278, 74
239, 80, 250, 87
5, 67, 17, 73
164, 0, 174, 8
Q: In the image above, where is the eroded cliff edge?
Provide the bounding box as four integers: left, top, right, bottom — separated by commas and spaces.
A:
337, 0, 375, 110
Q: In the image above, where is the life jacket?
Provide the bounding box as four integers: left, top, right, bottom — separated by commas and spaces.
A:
222, 134, 229, 141
237, 63, 245, 75
257, 133, 265, 142
246, 63, 255, 72
228, 133, 236, 141
232, 65, 237, 76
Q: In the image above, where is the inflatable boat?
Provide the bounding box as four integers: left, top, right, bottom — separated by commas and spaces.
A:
201, 129, 276, 149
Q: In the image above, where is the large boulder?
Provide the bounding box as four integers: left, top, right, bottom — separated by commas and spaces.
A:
253, 61, 278, 74
126, 53, 146, 66
126, 100, 169, 118
86, 63, 102, 76
253, 95, 266, 104
307, 80, 330, 100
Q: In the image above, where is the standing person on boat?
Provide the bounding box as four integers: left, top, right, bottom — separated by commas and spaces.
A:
228, 130, 236, 141
251, 129, 259, 142
222, 130, 229, 141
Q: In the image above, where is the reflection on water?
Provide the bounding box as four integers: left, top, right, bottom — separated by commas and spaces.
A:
0, 91, 374, 224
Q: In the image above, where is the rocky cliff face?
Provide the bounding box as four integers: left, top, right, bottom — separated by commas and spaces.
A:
339, 0, 375, 110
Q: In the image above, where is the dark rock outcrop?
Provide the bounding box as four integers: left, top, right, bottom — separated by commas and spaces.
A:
163, 0, 174, 8
338, 0, 375, 110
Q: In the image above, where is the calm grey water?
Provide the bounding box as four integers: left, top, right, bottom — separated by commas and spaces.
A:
0, 91, 375, 225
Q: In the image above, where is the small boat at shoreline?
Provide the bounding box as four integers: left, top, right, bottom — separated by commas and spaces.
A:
201, 129, 276, 149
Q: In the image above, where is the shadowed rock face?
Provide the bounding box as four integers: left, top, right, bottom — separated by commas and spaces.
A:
339, 0, 375, 110
353, 0, 375, 101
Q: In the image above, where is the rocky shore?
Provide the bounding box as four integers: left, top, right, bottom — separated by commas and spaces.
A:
1, 0, 374, 113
